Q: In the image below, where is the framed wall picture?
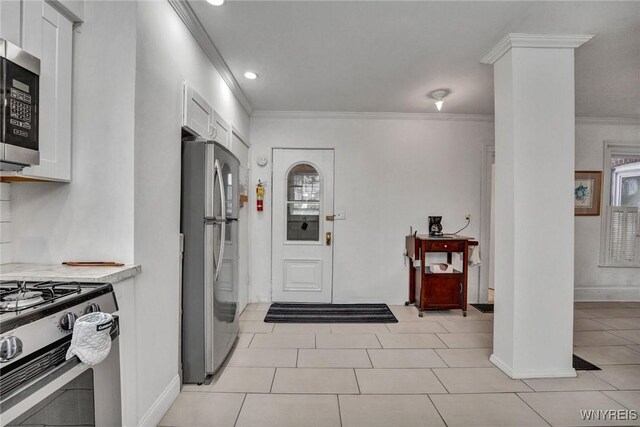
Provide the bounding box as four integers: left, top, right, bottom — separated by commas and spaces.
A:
575, 171, 602, 216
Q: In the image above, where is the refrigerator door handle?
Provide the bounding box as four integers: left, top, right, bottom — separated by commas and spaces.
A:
204, 216, 226, 224
214, 160, 226, 223
215, 223, 226, 281
214, 160, 226, 281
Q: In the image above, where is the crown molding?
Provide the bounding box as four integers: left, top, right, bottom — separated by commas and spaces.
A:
168, 0, 253, 115
481, 33, 595, 64
576, 116, 640, 126
252, 110, 640, 126
251, 110, 495, 122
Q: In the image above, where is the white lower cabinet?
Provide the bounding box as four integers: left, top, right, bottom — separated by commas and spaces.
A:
113, 278, 138, 427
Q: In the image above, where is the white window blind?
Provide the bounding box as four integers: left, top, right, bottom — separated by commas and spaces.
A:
600, 141, 640, 267
607, 206, 640, 266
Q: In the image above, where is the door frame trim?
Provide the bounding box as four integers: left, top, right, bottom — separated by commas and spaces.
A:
479, 143, 495, 303
270, 147, 336, 303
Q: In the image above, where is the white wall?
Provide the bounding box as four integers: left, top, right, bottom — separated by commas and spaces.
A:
250, 117, 639, 305
133, 1, 250, 424
0, 183, 12, 264
232, 132, 251, 311
575, 122, 640, 301
10, 1, 137, 265
250, 115, 493, 304
7, 1, 250, 424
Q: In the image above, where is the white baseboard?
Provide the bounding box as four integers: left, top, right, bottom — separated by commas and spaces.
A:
251, 293, 272, 303
575, 286, 640, 302
490, 354, 514, 377
490, 354, 576, 379
137, 374, 180, 427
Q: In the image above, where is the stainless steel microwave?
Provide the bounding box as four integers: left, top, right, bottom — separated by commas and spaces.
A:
0, 39, 40, 171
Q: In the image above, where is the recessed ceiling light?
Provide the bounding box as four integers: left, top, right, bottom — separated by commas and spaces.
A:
207, 0, 225, 6
244, 71, 258, 80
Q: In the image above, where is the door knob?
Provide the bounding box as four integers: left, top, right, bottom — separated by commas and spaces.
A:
326, 232, 332, 246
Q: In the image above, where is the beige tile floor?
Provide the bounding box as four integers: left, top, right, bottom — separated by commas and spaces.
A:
160, 302, 640, 427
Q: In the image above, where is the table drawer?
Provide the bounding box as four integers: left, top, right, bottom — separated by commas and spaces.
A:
426, 240, 464, 252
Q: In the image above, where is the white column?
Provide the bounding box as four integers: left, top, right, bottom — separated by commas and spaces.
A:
482, 34, 593, 379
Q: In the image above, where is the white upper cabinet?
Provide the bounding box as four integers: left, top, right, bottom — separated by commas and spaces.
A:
22, 0, 43, 56
212, 111, 230, 149
230, 126, 249, 165
20, 2, 73, 181
0, 0, 22, 46
183, 83, 215, 139
182, 83, 232, 149
0, 1, 74, 182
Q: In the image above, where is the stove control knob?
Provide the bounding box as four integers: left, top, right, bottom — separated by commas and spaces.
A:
60, 313, 78, 332
85, 303, 100, 314
0, 336, 23, 363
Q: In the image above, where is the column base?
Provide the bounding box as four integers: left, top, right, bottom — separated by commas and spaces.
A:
490, 354, 577, 379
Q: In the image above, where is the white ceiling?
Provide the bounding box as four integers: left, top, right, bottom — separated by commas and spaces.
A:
189, 1, 640, 118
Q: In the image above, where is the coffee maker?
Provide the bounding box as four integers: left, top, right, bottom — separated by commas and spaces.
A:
428, 216, 443, 237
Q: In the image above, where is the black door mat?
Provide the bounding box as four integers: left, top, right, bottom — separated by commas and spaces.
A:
470, 303, 494, 313
573, 354, 601, 371
264, 303, 398, 323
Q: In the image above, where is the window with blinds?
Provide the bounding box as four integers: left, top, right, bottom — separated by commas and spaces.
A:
607, 207, 640, 266
601, 142, 640, 267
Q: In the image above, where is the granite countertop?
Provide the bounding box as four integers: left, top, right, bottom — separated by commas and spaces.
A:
0, 263, 141, 283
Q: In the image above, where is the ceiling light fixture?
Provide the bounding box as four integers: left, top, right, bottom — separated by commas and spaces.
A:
244, 71, 258, 80
428, 89, 450, 111
207, 0, 225, 6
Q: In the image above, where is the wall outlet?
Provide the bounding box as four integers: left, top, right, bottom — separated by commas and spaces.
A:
465, 214, 472, 221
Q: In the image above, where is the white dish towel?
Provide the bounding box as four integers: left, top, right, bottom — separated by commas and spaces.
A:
469, 245, 481, 266
66, 312, 114, 365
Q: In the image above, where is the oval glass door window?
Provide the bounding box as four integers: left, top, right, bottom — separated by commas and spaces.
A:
287, 163, 320, 241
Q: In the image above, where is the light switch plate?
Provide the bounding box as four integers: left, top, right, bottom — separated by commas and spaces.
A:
334, 210, 346, 220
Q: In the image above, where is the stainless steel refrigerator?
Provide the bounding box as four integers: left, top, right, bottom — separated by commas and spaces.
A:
181, 136, 239, 384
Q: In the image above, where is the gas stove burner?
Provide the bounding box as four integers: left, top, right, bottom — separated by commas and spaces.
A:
1, 291, 45, 309
0, 281, 82, 314
4, 290, 43, 300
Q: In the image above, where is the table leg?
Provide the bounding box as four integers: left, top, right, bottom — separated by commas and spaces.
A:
419, 284, 425, 317
406, 258, 415, 306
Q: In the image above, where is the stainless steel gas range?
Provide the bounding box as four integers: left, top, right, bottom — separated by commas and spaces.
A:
0, 280, 122, 426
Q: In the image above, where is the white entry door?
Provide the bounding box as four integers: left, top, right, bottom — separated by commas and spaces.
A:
272, 149, 334, 302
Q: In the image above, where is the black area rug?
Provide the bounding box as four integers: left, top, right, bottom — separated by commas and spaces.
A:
470, 303, 494, 313
573, 354, 601, 371
264, 303, 398, 323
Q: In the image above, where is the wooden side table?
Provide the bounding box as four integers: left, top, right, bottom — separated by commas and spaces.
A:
405, 235, 478, 317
